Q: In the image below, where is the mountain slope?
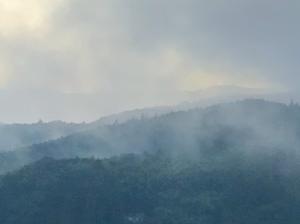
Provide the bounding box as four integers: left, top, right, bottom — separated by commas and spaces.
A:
0, 121, 86, 151
1, 99, 300, 174
0, 150, 299, 224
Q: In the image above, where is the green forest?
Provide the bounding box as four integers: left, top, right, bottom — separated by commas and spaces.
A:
0, 100, 300, 223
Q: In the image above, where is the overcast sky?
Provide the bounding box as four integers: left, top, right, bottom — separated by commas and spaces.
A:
0, 0, 299, 123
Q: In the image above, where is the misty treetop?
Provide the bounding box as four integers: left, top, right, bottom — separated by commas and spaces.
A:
0, 100, 300, 223
0, 121, 85, 151
0, 149, 299, 224
1, 99, 300, 174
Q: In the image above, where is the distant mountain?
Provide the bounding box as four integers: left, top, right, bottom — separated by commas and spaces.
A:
91, 86, 285, 126
0, 121, 86, 151
1, 99, 300, 174
0, 105, 184, 153
0, 85, 291, 154
186, 85, 269, 99
90, 106, 177, 126
181, 85, 286, 107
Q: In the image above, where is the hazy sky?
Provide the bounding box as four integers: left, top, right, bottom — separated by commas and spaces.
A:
0, 0, 299, 122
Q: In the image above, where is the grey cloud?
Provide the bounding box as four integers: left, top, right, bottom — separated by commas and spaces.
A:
49, 0, 300, 88
0, 0, 299, 122
115, 0, 300, 84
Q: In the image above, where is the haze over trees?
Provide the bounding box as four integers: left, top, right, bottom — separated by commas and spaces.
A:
0, 121, 86, 151
1, 0, 299, 222
0, 100, 300, 223
0, 142, 299, 224
1, 99, 300, 174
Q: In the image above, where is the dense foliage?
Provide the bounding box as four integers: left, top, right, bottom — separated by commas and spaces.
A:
0, 100, 300, 223
0, 148, 299, 224
2, 99, 300, 174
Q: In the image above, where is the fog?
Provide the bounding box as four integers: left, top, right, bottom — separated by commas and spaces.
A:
1, 99, 300, 176
0, 1, 300, 223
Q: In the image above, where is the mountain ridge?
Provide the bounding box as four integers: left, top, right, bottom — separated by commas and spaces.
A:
1, 99, 300, 174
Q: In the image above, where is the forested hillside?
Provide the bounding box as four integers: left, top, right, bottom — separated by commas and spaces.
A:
1, 99, 300, 174
0, 149, 299, 224
0, 121, 85, 151
0, 103, 184, 153
0, 100, 300, 223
